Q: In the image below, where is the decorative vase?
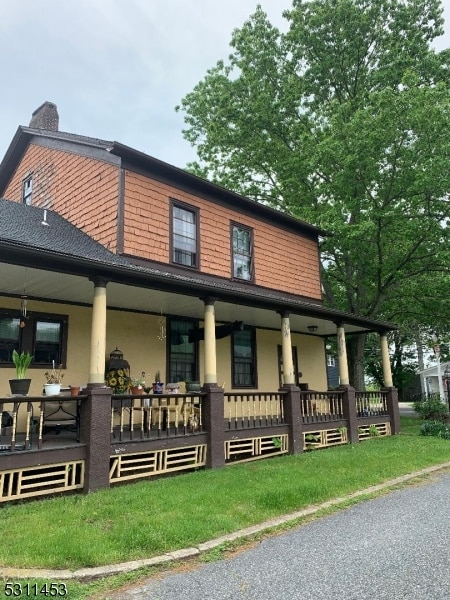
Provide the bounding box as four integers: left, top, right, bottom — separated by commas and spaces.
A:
152, 382, 164, 394
69, 386, 80, 396
9, 378, 31, 396
44, 383, 61, 396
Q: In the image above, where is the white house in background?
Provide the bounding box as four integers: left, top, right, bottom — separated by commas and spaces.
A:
418, 361, 450, 398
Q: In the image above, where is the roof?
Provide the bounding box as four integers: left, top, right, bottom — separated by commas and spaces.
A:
0, 126, 326, 240
0, 198, 396, 334
0, 198, 130, 266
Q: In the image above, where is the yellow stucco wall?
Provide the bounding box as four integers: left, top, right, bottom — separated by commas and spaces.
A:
0, 299, 328, 397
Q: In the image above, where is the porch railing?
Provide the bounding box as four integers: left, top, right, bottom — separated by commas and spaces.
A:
300, 390, 345, 422
224, 392, 286, 429
0, 385, 399, 502
356, 391, 389, 417
111, 392, 205, 441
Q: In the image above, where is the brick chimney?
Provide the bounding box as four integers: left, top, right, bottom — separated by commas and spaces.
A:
29, 101, 59, 131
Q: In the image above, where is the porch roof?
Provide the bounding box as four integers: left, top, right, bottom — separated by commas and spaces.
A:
0, 199, 396, 337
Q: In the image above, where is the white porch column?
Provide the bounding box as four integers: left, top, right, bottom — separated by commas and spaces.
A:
380, 332, 393, 388
89, 278, 108, 386
203, 297, 217, 384
337, 323, 350, 386
280, 311, 295, 385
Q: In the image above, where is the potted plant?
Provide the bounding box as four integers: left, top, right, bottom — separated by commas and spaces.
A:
130, 377, 145, 395
9, 349, 33, 396
44, 361, 64, 396
152, 370, 164, 394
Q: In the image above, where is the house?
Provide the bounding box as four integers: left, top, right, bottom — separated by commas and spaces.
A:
0, 102, 399, 502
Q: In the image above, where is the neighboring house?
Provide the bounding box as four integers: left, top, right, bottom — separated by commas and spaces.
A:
418, 362, 450, 399
326, 354, 340, 389
0, 101, 396, 396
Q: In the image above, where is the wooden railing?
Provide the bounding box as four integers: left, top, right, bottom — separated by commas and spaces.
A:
355, 391, 388, 417
0, 385, 399, 502
301, 390, 345, 422
224, 392, 286, 430
111, 393, 205, 441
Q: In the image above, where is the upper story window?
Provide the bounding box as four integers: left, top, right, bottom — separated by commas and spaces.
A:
0, 311, 68, 368
171, 201, 199, 268
327, 355, 336, 367
231, 223, 253, 281
22, 176, 33, 205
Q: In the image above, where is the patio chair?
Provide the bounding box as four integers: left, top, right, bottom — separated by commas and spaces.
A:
42, 397, 80, 441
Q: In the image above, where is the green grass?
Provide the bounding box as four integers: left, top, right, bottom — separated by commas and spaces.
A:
0, 416, 449, 599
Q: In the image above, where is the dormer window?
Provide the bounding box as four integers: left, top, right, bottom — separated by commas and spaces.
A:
22, 176, 33, 205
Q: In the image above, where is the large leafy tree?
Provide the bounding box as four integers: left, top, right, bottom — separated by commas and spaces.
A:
177, 0, 450, 389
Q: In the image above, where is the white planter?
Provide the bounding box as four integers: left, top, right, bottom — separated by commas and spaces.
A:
44, 383, 61, 396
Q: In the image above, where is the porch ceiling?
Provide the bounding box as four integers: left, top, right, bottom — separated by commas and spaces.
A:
0, 262, 388, 338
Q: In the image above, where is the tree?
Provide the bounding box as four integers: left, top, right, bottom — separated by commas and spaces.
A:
177, 0, 450, 389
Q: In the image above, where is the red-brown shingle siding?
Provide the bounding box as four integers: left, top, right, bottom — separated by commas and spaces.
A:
123, 171, 322, 299
3, 144, 120, 251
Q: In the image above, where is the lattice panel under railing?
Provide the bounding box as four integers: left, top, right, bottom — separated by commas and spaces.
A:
303, 427, 348, 451
0, 461, 85, 503
358, 422, 391, 440
225, 434, 288, 463
109, 444, 207, 483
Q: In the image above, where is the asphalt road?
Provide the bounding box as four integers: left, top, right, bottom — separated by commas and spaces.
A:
109, 470, 450, 600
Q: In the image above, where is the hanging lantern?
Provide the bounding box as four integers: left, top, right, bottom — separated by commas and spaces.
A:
105, 347, 131, 393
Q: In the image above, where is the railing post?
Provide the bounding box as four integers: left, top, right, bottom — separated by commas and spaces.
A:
341, 385, 359, 444
202, 384, 225, 469
79, 386, 112, 493
383, 387, 400, 435
281, 384, 303, 454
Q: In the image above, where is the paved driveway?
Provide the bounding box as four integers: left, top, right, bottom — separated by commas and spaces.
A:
109, 470, 450, 599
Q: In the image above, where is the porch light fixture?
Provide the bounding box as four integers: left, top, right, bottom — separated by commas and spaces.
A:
307, 325, 318, 333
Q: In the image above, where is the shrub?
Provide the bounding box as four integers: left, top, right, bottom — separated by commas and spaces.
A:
420, 420, 450, 439
413, 396, 448, 421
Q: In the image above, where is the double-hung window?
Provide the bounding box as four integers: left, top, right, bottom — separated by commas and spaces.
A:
231, 223, 253, 281
171, 201, 198, 268
0, 311, 68, 367
232, 326, 257, 388
168, 318, 199, 383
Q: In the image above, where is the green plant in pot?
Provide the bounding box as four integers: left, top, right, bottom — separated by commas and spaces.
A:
9, 350, 33, 396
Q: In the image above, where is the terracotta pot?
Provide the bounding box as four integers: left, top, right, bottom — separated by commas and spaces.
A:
130, 386, 144, 395
70, 386, 80, 396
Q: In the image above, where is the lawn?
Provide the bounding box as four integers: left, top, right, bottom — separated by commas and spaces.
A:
0, 416, 449, 599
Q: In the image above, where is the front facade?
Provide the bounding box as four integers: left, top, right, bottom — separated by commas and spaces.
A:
0, 103, 399, 502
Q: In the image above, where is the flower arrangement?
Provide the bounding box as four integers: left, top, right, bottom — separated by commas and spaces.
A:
44, 361, 64, 384
105, 368, 131, 394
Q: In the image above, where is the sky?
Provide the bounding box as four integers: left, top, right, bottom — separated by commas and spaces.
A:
1, 0, 450, 171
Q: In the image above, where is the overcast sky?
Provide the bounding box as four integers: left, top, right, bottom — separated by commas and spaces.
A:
1, 0, 450, 171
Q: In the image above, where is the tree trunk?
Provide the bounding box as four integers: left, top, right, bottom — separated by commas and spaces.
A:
347, 334, 366, 390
